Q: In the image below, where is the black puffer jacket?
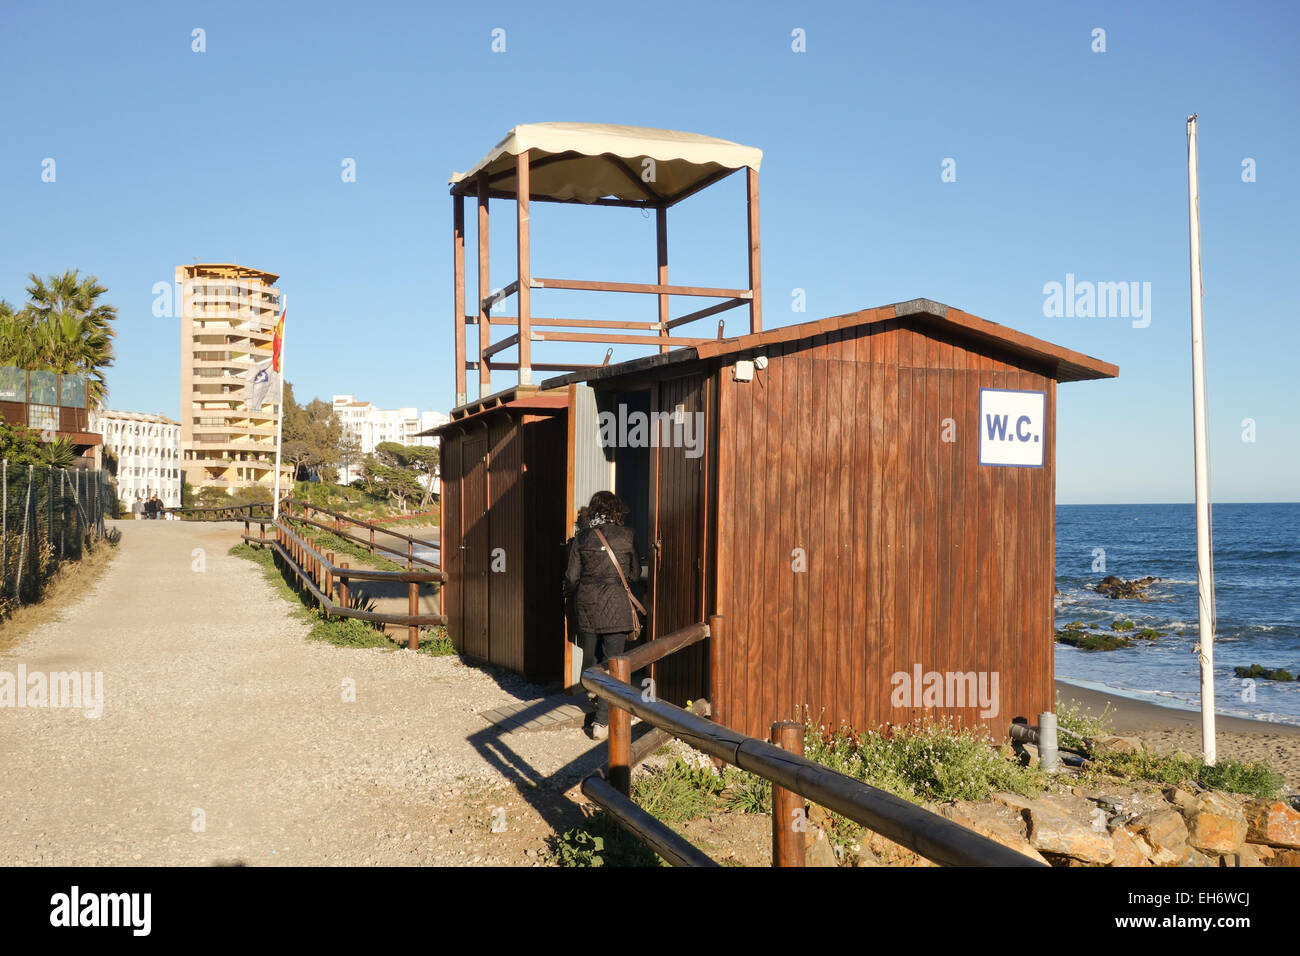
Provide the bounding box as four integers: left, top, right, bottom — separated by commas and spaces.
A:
564, 523, 642, 634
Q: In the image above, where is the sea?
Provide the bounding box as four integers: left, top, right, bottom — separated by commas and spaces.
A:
1055, 502, 1300, 726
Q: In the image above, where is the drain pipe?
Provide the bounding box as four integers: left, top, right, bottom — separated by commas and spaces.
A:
1009, 715, 1061, 772
1037, 711, 1060, 772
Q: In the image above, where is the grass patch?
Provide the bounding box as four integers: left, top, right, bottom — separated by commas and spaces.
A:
548, 808, 667, 867
802, 717, 1050, 855
417, 624, 457, 657
1084, 750, 1284, 799
284, 518, 408, 573
0, 533, 121, 650
632, 758, 727, 823
1054, 693, 1113, 748
805, 718, 1049, 804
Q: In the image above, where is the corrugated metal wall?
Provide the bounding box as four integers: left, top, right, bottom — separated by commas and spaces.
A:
714, 321, 1056, 740
571, 384, 611, 517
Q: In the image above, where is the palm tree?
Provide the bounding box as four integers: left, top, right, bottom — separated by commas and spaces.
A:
22, 270, 117, 406
0, 299, 40, 368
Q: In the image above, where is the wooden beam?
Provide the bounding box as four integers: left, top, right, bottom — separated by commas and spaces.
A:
473, 361, 602, 372
464, 187, 655, 209
656, 206, 670, 354
604, 155, 658, 202
477, 175, 490, 398
529, 330, 711, 347
481, 279, 518, 312
517, 150, 532, 386
747, 166, 762, 334
666, 297, 746, 330
467, 315, 660, 331
453, 194, 466, 406
532, 277, 752, 299
481, 332, 520, 360
665, 166, 741, 206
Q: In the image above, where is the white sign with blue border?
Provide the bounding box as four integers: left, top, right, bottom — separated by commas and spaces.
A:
979, 388, 1045, 467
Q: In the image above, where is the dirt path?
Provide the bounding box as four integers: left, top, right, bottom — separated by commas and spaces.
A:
0, 520, 604, 866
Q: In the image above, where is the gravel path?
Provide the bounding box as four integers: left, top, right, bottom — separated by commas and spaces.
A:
0, 520, 604, 866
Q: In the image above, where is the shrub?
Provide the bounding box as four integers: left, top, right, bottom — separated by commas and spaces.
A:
1087, 750, 1284, 800
804, 717, 1049, 805
1054, 693, 1112, 748
548, 810, 666, 867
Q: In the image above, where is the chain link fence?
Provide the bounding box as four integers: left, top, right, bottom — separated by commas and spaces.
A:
1, 459, 113, 611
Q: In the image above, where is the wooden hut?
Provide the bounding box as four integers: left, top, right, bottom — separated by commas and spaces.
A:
436, 125, 1118, 738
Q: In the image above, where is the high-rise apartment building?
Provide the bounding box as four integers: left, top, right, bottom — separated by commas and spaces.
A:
178, 263, 290, 493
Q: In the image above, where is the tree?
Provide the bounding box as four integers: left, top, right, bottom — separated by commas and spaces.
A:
17, 270, 117, 407
364, 442, 440, 511
0, 420, 44, 466
280, 383, 344, 480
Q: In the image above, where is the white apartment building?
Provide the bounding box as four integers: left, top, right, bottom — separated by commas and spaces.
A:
91, 410, 183, 508
332, 395, 449, 484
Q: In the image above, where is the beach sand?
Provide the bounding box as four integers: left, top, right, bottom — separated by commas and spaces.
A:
1056, 680, 1300, 794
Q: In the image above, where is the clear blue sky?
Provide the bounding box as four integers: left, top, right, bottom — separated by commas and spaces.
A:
2, 0, 1296, 503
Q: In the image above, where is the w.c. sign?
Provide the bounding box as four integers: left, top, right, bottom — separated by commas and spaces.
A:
979, 389, 1045, 467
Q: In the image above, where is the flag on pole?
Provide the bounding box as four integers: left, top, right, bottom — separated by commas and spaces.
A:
247, 309, 286, 410
246, 360, 279, 410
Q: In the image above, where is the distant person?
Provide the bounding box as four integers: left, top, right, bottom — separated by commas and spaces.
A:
563, 491, 644, 740
132, 495, 144, 520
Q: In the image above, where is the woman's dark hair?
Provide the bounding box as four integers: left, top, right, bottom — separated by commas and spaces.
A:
587, 490, 629, 525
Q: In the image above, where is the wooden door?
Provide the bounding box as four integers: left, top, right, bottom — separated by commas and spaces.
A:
649, 375, 708, 704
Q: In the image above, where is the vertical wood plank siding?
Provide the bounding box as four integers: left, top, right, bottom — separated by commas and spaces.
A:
715, 324, 1056, 739
650, 374, 708, 706
440, 412, 567, 684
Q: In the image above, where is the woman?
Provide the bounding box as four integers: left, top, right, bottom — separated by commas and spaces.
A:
563, 490, 643, 739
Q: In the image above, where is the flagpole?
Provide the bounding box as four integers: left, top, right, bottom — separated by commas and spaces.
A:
272, 310, 286, 521
1186, 114, 1217, 765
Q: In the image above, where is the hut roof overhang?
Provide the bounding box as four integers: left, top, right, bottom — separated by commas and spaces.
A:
426, 385, 569, 435
539, 298, 1119, 390
448, 122, 763, 206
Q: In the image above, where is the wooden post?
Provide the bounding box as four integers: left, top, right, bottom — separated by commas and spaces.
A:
408, 580, 419, 650
407, 542, 417, 649
478, 175, 491, 398
338, 562, 349, 608
656, 205, 670, 353
771, 720, 805, 867
324, 552, 334, 608
708, 614, 724, 727
516, 149, 532, 385
746, 167, 762, 334
453, 192, 467, 407
608, 656, 632, 795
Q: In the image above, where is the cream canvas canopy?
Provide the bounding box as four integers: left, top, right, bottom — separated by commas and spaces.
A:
448, 122, 763, 205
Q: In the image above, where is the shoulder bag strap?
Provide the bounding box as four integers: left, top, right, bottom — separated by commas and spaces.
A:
592, 527, 646, 621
